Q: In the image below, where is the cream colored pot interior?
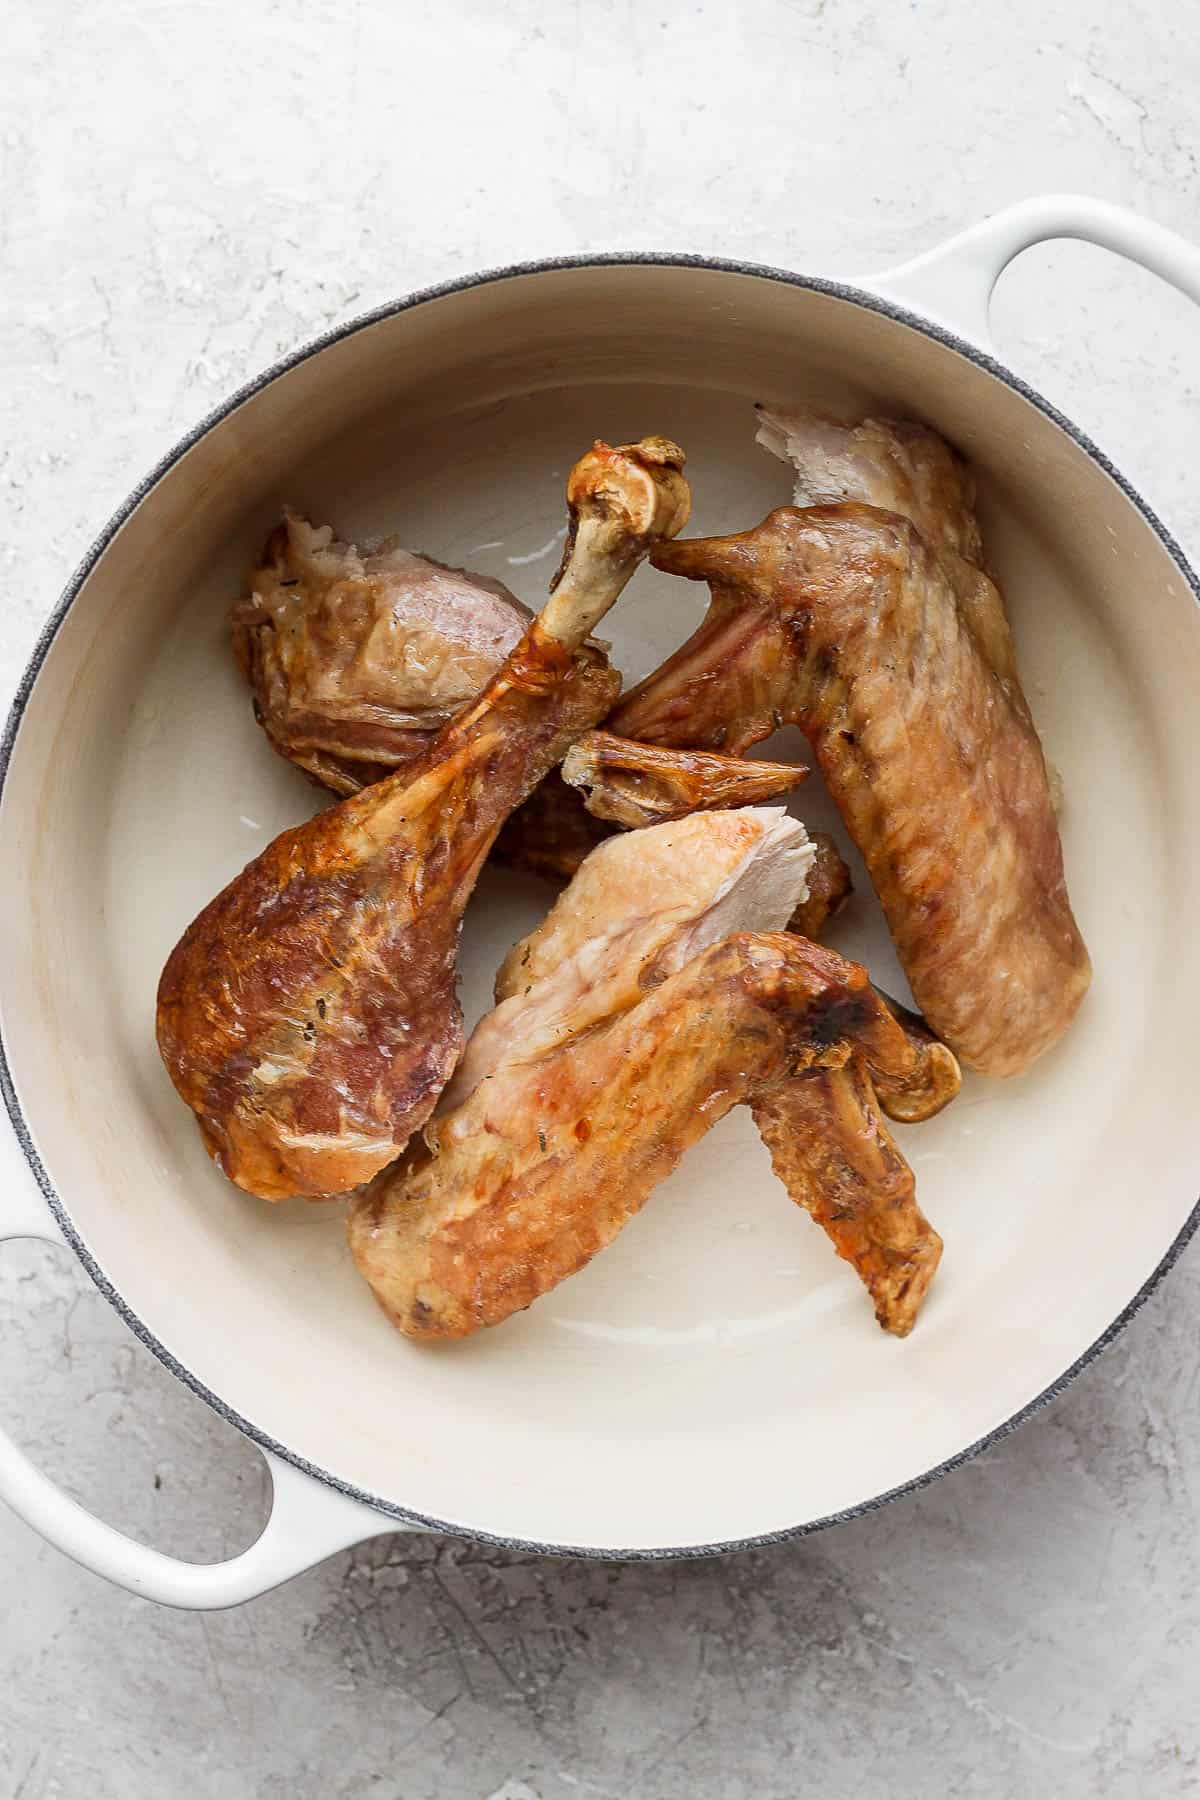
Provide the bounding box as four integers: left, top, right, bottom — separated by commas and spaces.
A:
3, 264, 1198, 1551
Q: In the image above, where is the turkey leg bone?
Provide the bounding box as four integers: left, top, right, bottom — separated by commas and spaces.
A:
156, 437, 690, 1201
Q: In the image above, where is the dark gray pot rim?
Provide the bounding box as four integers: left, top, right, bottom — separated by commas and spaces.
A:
2, 250, 1197, 1563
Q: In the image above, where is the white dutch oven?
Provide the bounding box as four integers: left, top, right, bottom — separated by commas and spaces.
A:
3, 196, 1200, 1608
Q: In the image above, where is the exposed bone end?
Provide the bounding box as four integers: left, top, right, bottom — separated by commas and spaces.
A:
563, 437, 690, 550
561, 730, 808, 830
869, 988, 963, 1123
874, 1039, 962, 1125
541, 437, 690, 647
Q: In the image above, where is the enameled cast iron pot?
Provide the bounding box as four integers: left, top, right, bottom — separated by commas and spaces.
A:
4, 196, 1200, 1607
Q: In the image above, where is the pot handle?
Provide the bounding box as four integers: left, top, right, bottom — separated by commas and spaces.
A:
861, 193, 1200, 347
0, 1126, 397, 1608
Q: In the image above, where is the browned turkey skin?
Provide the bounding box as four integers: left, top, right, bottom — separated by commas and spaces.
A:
641, 503, 1090, 1075
752, 1057, 942, 1334
232, 515, 531, 795
351, 808, 951, 1339
233, 489, 859, 960
495, 740, 855, 940
350, 930, 944, 1340
556, 736, 852, 946
753, 405, 1024, 693
156, 438, 690, 1201
492, 760, 945, 1118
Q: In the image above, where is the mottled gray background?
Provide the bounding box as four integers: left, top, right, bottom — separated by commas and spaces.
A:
3, 3, 1200, 1796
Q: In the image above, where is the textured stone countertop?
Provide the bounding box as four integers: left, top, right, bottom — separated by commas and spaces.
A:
3, 4, 1199, 1796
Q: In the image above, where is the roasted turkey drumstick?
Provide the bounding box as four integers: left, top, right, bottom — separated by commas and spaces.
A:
230, 467, 856, 953
233, 549, 850, 916
156, 437, 689, 1201
350, 809, 948, 1340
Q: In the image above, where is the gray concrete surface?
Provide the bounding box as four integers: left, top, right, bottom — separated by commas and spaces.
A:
3, 2, 1200, 1795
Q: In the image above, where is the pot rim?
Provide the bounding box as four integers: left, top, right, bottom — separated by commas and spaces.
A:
2, 249, 1198, 1561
